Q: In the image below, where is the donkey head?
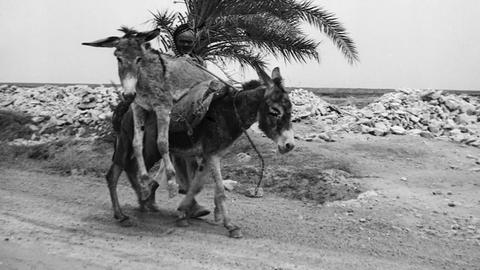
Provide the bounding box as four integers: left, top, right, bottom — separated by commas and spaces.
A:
82, 28, 160, 99
256, 67, 295, 154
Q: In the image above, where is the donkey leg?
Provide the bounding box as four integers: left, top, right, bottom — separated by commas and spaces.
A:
176, 158, 209, 225
153, 107, 177, 197
184, 158, 210, 218
125, 169, 160, 212
172, 155, 189, 194
131, 104, 151, 200
208, 155, 242, 238
105, 163, 134, 227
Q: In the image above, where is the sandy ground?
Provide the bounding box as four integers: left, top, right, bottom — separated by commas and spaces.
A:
1, 123, 480, 269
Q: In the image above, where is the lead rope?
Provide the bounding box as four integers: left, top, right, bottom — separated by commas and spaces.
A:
232, 91, 265, 197
188, 59, 265, 196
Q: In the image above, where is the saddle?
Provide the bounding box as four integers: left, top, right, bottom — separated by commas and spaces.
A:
169, 79, 231, 133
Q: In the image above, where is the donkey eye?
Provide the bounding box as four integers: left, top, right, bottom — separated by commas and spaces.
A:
135, 57, 142, 64
269, 107, 281, 117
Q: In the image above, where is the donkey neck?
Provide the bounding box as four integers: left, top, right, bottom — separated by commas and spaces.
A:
137, 50, 166, 92
232, 87, 266, 129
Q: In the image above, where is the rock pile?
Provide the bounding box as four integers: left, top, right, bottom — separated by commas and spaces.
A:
1, 84, 120, 144
1, 84, 480, 148
306, 88, 480, 147
289, 88, 336, 121
347, 89, 480, 146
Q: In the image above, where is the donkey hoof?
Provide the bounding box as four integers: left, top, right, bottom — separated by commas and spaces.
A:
140, 174, 151, 183
176, 218, 190, 227
228, 228, 243, 238
116, 216, 135, 227
146, 203, 160, 212
139, 202, 159, 212
189, 204, 210, 219
139, 188, 151, 201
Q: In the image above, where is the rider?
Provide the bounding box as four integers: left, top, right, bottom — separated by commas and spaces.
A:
167, 23, 210, 218
169, 23, 205, 66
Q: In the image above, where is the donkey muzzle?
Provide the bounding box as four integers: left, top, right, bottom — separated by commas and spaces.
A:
277, 128, 295, 154
122, 92, 136, 102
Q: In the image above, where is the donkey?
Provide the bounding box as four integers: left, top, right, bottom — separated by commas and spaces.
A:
108, 67, 294, 238
82, 28, 214, 199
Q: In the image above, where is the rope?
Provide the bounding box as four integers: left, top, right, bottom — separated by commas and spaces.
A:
232, 91, 265, 197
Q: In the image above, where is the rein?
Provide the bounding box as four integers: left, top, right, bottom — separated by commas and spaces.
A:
191, 60, 265, 196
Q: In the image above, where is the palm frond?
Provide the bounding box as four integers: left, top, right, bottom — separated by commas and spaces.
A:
287, 0, 359, 64
151, 0, 358, 70
150, 10, 179, 52
208, 46, 267, 71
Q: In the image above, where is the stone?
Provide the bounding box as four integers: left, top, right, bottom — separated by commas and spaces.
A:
27, 124, 39, 131
318, 132, 336, 142
370, 103, 386, 113
236, 153, 252, 163
359, 124, 372, 134
223, 179, 238, 191
357, 190, 378, 200
361, 110, 374, 118
443, 98, 460, 111
455, 113, 477, 125
420, 90, 443, 101
443, 119, 457, 130
370, 122, 389, 136
246, 187, 264, 198
419, 131, 435, 138
428, 120, 442, 133
31, 116, 45, 123
458, 100, 476, 114
391, 125, 406, 135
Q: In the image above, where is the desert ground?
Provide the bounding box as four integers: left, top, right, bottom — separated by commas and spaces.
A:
0, 123, 479, 270
1, 85, 480, 269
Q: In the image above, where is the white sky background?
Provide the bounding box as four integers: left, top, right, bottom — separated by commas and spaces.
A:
1, 0, 480, 90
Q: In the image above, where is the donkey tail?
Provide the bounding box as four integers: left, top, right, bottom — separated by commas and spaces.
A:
112, 98, 133, 133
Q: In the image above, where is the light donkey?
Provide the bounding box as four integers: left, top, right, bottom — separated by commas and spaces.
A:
82, 28, 213, 199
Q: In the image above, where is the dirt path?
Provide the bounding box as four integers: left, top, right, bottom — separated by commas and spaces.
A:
1, 131, 480, 269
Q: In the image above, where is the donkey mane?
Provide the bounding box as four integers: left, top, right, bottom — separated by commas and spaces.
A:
118, 26, 140, 37
241, 80, 263, 91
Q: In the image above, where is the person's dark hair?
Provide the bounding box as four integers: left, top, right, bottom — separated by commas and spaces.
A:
173, 23, 193, 42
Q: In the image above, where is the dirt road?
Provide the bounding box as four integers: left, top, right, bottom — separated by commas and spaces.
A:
1, 131, 480, 269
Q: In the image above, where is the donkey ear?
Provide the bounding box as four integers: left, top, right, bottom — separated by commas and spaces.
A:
82, 36, 120, 48
138, 28, 161, 43
271, 67, 282, 81
255, 66, 273, 86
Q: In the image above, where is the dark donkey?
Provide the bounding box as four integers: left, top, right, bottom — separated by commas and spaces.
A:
83, 28, 214, 199
108, 67, 295, 238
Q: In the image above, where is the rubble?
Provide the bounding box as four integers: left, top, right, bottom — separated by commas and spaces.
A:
289, 88, 333, 120
1, 84, 480, 148
1, 84, 120, 143
297, 88, 480, 148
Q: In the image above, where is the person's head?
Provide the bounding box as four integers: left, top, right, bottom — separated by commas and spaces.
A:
173, 24, 195, 55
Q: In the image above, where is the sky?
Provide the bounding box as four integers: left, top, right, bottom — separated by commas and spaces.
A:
1, 0, 480, 90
